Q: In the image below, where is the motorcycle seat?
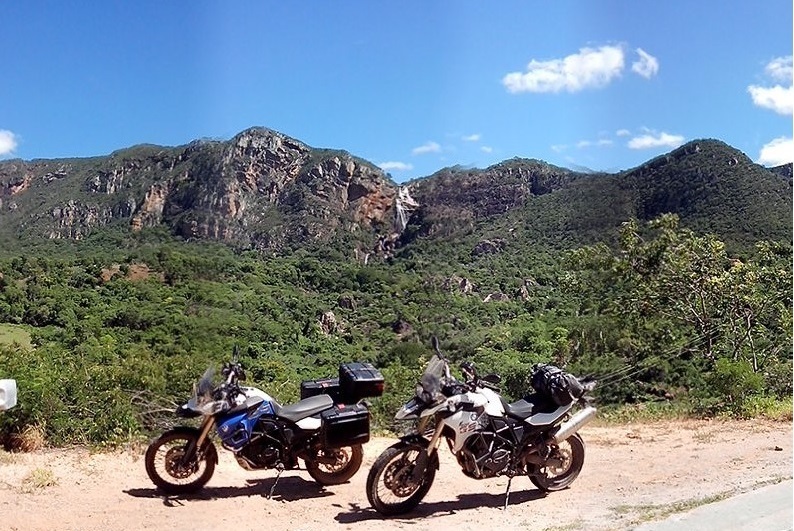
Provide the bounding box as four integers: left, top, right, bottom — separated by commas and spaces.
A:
502, 398, 535, 419
276, 394, 334, 422
503, 394, 566, 422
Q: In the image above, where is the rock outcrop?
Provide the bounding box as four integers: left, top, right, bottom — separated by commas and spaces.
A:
0, 128, 400, 251
2, 133, 790, 257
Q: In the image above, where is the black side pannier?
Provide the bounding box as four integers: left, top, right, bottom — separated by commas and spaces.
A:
339, 362, 385, 403
530, 364, 585, 406
320, 403, 370, 448
300, 377, 341, 401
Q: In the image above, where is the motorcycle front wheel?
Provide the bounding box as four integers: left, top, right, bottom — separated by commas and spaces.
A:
366, 440, 439, 516
305, 444, 363, 485
529, 433, 585, 492
144, 428, 218, 495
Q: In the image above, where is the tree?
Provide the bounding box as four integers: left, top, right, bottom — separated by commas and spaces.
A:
565, 214, 792, 407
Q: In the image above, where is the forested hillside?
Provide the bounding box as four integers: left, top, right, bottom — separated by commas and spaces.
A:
0, 129, 791, 446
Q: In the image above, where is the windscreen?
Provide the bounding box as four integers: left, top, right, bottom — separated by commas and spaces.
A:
194, 366, 216, 400
416, 354, 447, 405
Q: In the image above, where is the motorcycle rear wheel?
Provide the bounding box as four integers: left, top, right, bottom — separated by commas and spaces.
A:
529, 433, 585, 492
305, 444, 363, 485
144, 428, 217, 495
366, 440, 438, 516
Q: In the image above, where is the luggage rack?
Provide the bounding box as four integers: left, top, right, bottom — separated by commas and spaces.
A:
300, 362, 385, 404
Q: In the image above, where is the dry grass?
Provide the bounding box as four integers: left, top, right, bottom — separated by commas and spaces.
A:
19, 467, 58, 493
0, 449, 20, 464
6, 424, 46, 453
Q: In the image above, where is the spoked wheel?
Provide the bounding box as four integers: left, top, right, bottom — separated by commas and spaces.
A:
144, 429, 218, 495
305, 444, 363, 485
366, 441, 439, 516
529, 433, 585, 492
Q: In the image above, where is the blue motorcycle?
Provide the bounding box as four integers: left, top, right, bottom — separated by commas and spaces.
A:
144, 355, 383, 495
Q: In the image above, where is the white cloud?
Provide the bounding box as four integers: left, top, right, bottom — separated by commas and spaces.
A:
502, 45, 625, 94
577, 138, 613, 149
765, 56, 793, 83
412, 141, 441, 155
628, 131, 685, 149
757, 136, 793, 166
378, 161, 413, 172
0, 130, 18, 156
616, 129, 631, 137
748, 56, 793, 115
480, 146, 493, 153
462, 134, 481, 142
551, 144, 567, 153
748, 84, 793, 115
631, 48, 659, 79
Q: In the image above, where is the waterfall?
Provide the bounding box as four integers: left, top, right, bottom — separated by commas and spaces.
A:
393, 186, 419, 234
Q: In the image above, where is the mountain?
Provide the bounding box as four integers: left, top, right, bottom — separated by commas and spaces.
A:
0, 129, 790, 257
0, 127, 397, 252
403, 139, 791, 254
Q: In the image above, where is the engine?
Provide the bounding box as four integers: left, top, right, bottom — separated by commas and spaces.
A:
233, 419, 293, 470
457, 430, 512, 479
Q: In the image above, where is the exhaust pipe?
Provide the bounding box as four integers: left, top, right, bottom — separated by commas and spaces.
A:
553, 406, 597, 443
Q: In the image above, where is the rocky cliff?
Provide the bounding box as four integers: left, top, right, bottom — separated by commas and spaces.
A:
1, 130, 790, 256
0, 128, 399, 250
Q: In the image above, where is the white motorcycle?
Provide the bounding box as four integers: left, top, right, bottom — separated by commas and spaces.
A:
366, 338, 597, 515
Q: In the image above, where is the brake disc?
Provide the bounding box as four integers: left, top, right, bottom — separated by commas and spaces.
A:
384, 458, 419, 496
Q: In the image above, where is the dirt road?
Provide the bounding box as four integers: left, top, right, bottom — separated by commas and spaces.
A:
1, 419, 791, 531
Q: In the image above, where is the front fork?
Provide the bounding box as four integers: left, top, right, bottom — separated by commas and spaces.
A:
410, 415, 444, 481
183, 416, 215, 463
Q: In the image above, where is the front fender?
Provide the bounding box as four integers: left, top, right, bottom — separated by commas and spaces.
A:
396, 433, 431, 446
175, 405, 202, 418
153, 426, 219, 466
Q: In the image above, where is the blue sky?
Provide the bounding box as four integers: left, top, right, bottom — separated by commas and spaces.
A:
1, 2, 792, 182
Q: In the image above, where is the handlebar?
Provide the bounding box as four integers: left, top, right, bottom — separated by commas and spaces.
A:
222, 361, 246, 383
427, 337, 505, 397
460, 361, 476, 381
215, 358, 247, 404
430, 337, 501, 394
458, 360, 501, 392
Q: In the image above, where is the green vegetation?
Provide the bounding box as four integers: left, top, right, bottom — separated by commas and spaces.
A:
408, 140, 791, 258
0, 324, 31, 349
0, 211, 790, 447
0, 136, 790, 447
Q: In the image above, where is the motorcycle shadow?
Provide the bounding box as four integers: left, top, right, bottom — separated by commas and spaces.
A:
335, 488, 547, 523
125, 476, 334, 506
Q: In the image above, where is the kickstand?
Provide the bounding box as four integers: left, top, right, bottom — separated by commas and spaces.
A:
268, 463, 285, 500
503, 475, 513, 511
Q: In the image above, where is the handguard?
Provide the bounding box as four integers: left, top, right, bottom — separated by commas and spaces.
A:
444, 395, 463, 412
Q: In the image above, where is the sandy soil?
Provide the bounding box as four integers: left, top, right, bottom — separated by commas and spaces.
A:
0, 419, 791, 531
